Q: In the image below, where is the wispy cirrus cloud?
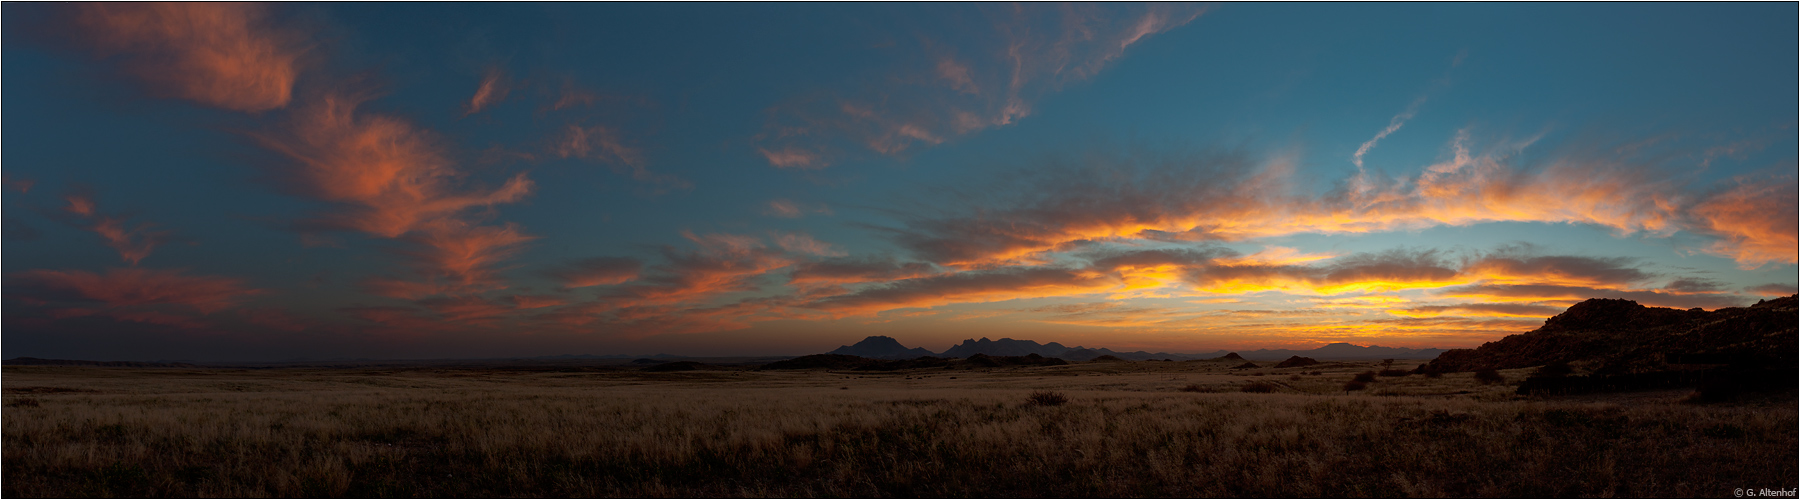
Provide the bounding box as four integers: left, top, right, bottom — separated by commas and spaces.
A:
260, 92, 537, 298
71, 2, 307, 112
754, 3, 1206, 167
545, 256, 644, 289
61, 192, 167, 265
763, 198, 832, 218
464, 67, 510, 116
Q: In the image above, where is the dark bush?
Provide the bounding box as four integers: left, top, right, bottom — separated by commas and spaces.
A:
1424, 371, 1443, 379
1342, 380, 1367, 392
1352, 371, 1376, 383
1179, 384, 1222, 393
1241, 382, 1277, 393
1027, 391, 1068, 406
1475, 368, 1506, 385
1232, 362, 1260, 370
6, 398, 41, 408
1378, 369, 1410, 377
1308, 371, 1323, 376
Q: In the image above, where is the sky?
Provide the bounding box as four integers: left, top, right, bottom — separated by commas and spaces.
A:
3, 3, 1795, 361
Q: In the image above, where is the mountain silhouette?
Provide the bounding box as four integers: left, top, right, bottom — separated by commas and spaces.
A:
826, 336, 937, 360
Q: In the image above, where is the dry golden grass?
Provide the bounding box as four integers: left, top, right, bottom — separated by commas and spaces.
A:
3, 359, 1794, 497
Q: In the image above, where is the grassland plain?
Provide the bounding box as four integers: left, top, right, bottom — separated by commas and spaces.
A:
3, 359, 1794, 497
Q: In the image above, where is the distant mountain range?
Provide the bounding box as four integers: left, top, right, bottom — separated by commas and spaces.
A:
827, 335, 1444, 361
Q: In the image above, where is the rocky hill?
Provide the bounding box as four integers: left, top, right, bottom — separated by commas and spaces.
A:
827, 336, 937, 359
1421, 295, 1797, 376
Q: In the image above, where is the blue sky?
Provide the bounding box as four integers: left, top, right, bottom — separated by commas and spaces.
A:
3, 3, 1794, 361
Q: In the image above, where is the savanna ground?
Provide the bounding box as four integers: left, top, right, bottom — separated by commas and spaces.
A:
4, 358, 1794, 497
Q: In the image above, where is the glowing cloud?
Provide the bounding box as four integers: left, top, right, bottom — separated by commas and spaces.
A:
802, 267, 1119, 317
73, 2, 305, 112
545, 257, 643, 289
464, 68, 510, 116
264, 93, 534, 238
774, 232, 847, 257
1687, 178, 1798, 269
11, 268, 260, 314
885, 133, 1783, 269
61, 193, 166, 265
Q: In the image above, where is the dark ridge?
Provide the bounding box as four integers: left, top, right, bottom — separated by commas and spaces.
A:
1416, 295, 1797, 398
643, 361, 706, 372
1233, 362, 1260, 369
3, 357, 199, 368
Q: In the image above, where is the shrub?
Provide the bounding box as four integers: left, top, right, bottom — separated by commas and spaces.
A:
1352, 371, 1377, 383
1288, 374, 1302, 381
1308, 371, 1322, 376
1423, 371, 1443, 379
1475, 368, 1505, 385
1342, 380, 1367, 392
5, 398, 40, 408
1027, 391, 1069, 406
1178, 384, 1221, 393
1378, 369, 1410, 377
1241, 382, 1278, 393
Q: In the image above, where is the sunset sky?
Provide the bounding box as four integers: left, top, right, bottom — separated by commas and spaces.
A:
4, 3, 1795, 361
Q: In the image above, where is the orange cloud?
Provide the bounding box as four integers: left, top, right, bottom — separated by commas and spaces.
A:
888, 133, 1782, 269
554, 124, 689, 189
545, 257, 643, 289
758, 147, 823, 169
601, 232, 794, 307
61, 194, 166, 265
1386, 303, 1565, 319
1687, 178, 1798, 269
11, 268, 260, 314
556, 124, 642, 166
765, 199, 805, 218
464, 68, 510, 116
4, 174, 36, 193
774, 232, 847, 257
264, 93, 534, 238
257, 92, 540, 299
73, 2, 305, 112
801, 267, 1119, 317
